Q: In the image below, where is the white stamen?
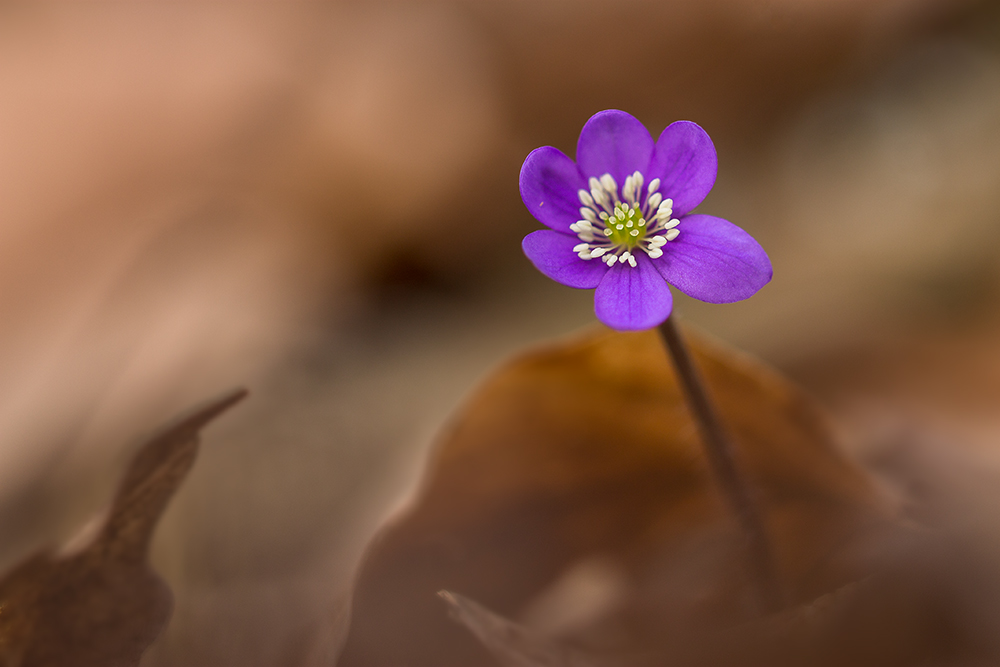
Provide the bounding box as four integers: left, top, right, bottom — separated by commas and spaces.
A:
650, 235, 667, 247
655, 211, 673, 226
664, 218, 680, 229
646, 192, 662, 211
599, 174, 617, 199
578, 251, 592, 259
593, 190, 613, 214
632, 171, 643, 195
573, 243, 589, 252
627, 255, 637, 267
647, 178, 660, 194
580, 208, 598, 223
578, 190, 595, 208
606, 254, 618, 265
648, 248, 663, 258
665, 228, 680, 241
590, 247, 607, 257
589, 176, 611, 211
622, 175, 635, 203
620, 251, 631, 261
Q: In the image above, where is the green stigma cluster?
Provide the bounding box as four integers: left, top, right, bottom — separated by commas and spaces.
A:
602, 202, 647, 249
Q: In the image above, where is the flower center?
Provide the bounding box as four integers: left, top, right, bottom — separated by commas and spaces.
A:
570, 171, 680, 268
606, 203, 646, 249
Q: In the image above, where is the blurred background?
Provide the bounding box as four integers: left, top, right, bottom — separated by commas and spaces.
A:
2, 0, 1000, 664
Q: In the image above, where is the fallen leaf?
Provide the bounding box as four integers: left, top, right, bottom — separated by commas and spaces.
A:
339, 325, 894, 667
0, 389, 246, 667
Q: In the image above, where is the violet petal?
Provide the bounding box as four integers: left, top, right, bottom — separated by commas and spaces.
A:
576, 110, 654, 188
522, 230, 608, 289
652, 214, 772, 303
519, 146, 586, 233
594, 254, 673, 330
647, 121, 717, 217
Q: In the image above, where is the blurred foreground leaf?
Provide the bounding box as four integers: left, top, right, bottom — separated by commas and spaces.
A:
439, 590, 600, 667
340, 326, 894, 667
0, 389, 245, 667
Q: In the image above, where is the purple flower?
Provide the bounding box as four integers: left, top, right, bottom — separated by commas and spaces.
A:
520, 110, 772, 331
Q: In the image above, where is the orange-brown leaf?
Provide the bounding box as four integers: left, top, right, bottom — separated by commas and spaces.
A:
340, 326, 893, 667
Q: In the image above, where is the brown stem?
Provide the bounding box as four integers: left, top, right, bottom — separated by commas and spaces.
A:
657, 315, 783, 613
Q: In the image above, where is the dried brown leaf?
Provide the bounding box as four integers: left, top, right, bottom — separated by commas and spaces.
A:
0, 389, 246, 667
340, 326, 893, 667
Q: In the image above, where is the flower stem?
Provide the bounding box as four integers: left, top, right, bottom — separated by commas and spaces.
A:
656, 316, 784, 614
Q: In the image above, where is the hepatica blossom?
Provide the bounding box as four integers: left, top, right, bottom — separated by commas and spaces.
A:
521, 110, 772, 330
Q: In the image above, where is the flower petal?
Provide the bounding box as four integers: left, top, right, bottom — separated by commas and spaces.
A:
594, 254, 673, 331
522, 230, 608, 289
576, 110, 654, 188
647, 121, 718, 216
652, 214, 772, 303
519, 146, 586, 233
